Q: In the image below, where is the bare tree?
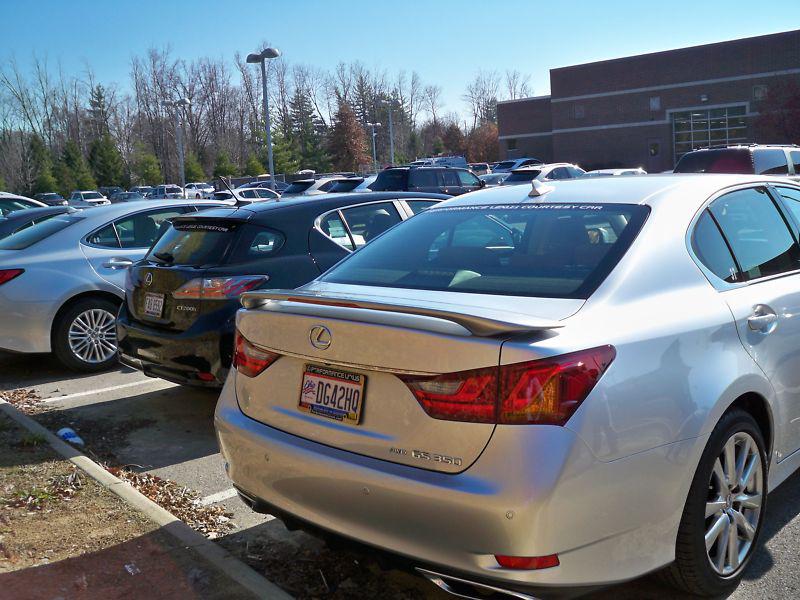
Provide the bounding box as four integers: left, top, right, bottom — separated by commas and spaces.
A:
504, 69, 532, 100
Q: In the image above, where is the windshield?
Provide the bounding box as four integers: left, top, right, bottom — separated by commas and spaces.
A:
674, 149, 753, 174
283, 181, 314, 194
504, 170, 541, 183
0, 213, 84, 250
84, 192, 103, 199
322, 203, 648, 298
370, 169, 408, 191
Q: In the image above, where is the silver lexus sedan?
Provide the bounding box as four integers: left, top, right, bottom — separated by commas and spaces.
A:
215, 174, 800, 598
0, 199, 221, 371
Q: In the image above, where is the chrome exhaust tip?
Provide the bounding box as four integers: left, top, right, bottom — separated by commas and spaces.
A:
416, 567, 541, 600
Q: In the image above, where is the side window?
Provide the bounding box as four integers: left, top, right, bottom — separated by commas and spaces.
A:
228, 227, 285, 262
87, 223, 120, 248
341, 202, 402, 248
240, 189, 257, 199
406, 200, 439, 215
318, 181, 337, 192
753, 149, 789, 175
319, 211, 354, 251
114, 208, 185, 249
408, 169, 437, 189
568, 167, 586, 178
775, 186, 800, 235
546, 168, 566, 180
709, 187, 798, 280
440, 170, 460, 187
691, 211, 739, 283
791, 151, 800, 174
456, 170, 480, 187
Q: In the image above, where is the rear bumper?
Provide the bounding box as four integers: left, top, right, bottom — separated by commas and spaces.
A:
0, 298, 54, 353
215, 374, 704, 589
116, 302, 235, 388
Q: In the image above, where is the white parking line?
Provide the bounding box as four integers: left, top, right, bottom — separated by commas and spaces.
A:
198, 487, 239, 506
44, 379, 175, 402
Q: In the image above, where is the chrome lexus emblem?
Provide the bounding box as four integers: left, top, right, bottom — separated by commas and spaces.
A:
144, 273, 153, 286
309, 325, 332, 350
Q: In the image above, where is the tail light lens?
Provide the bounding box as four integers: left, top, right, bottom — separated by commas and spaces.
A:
233, 331, 279, 377
401, 346, 615, 425
173, 275, 267, 300
0, 269, 24, 286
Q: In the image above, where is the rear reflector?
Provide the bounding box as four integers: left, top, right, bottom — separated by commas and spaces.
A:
0, 269, 23, 286
173, 275, 268, 300
401, 346, 615, 425
495, 554, 559, 570
233, 331, 279, 378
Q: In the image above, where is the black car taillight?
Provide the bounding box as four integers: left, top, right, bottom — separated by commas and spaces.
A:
0, 269, 24, 286
401, 346, 615, 425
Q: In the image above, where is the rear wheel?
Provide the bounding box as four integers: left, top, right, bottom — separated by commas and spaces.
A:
53, 297, 120, 372
662, 409, 766, 596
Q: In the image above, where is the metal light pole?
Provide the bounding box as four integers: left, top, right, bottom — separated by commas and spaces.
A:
387, 106, 395, 165
366, 121, 381, 172
162, 98, 191, 197
247, 47, 281, 191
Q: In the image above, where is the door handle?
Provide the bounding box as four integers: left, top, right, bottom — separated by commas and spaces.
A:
102, 257, 134, 269
747, 305, 778, 333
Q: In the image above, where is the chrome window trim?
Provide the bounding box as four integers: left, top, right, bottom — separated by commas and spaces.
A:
686, 181, 800, 291
81, 204, 193, 250
312, 199, 409, 254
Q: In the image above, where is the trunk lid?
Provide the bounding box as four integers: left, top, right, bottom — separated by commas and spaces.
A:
234, 284, 582, 473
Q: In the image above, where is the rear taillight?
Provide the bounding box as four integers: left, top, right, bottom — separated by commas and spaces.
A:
401, 346, 615, 425
233, 331, 279, 377
0, 269, 23, 286
173, 275, 268, 300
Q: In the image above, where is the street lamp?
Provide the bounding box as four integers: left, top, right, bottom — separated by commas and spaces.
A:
162, 97, 191, 198
366, 121, 381, 172
247, 47, 281, 191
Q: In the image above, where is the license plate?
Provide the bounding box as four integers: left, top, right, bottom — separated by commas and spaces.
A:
143, 292, 164, 318
298, 364, 366, 425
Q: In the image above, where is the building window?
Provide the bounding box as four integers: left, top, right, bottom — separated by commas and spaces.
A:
671, 105, 748, 164
649, 96, 661, 111
507, 138, 518, 151
753, 85, 768, 101
573, 104, 585, 119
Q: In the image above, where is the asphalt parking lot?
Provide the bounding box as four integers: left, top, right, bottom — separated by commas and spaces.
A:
4, 350, 800, 600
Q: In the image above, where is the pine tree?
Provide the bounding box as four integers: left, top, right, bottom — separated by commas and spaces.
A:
213, 151, 238, 178
243, 154, 264, 177
29, 135, 58, 194
184, 151, 206, 182
59, 140, 96, 194
290, 88, 329, 172
132, 145, 162, 185
269, 130, 300, 176
328, 101, 370, 172
442, 123, 466, 156
89, 134, 125, 186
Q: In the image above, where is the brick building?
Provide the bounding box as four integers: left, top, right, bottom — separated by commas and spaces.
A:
497, 30, 800, 172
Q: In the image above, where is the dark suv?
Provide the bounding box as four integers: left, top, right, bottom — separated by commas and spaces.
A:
117, 192, 447, 387
674, 145, 800, 179
370, 166, 484, 195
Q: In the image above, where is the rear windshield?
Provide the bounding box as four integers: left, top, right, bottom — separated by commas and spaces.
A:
674, 149, 753, 174
322, 203, 648, 298
370, 169, 408, 191
504, 170, 541, 183
147, 222, 284, 266
84, 192, 103, 199
0, 213, 84, 250
328, 180, 363, 193
494, 161, 516, 170
283, 181, 314, 194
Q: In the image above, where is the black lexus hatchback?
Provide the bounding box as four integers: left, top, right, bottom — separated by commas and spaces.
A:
117, 192, 447, 387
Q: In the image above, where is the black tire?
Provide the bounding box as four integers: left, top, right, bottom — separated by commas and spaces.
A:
52, 297, 121, 372
661, 408, 767, 596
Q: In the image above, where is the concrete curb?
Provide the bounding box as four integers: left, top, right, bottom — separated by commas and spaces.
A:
0, 399, 292, 600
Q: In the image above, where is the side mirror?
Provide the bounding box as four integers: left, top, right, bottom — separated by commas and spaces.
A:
479, 179, 486, 188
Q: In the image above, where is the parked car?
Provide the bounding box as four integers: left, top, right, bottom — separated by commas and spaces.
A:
69, 190, 110, 206
117, 192, 448, 387
352, 175, 377, 192
0, 192, 46, 215
479, 172, 508, 187
326, 177, 368, 193
149, 185, 184, 199
236, 180, 290, 193
370, 166, 484, 195
585, 168, 647, 177
280, 177, 359, 197
674, 145, 800, 180
468, 162, 491, 175
491, 157, 543, 173
409, 155, 468, 168
129, 185, 155, 197
215, 173, 800, 598
0, 206, 76, 240
0, 199, 223, 371
500, 163, 586, 185
98, 186, 124, 198
211, 187, 280, 203
34, 192, 68, 206
109, 191, 146, 203
184, 182, 215, 198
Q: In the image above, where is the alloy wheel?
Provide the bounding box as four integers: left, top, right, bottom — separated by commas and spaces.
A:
67, 308, 117, 364
704, 431, 763, 576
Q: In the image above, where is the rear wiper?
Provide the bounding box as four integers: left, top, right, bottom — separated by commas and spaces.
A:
152, 251, 175, 263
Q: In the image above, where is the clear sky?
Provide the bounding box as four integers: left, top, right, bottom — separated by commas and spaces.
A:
4, 0, 799, 117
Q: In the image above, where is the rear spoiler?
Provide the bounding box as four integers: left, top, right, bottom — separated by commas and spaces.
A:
240, 289, 563, 337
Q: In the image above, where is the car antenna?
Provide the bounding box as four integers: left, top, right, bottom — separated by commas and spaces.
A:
218, 176, 248, 206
